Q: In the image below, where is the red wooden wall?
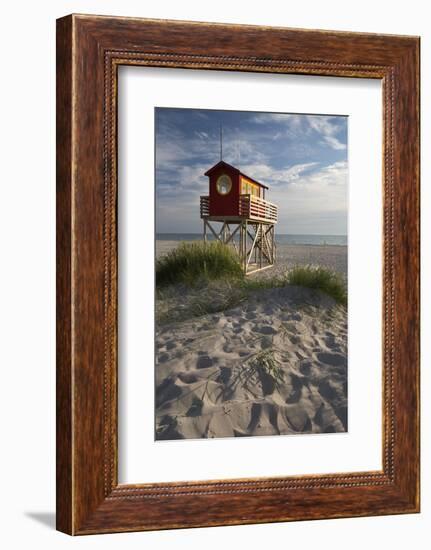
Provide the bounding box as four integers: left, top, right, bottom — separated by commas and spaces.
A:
208, 164, 240, 217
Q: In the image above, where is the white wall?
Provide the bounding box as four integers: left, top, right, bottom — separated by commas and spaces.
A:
0, 1, 427, 548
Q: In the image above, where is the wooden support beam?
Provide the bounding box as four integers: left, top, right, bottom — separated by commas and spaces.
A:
261, 227, 272, 263
246, 226, 260, 269
203, 219, 276, 276
206, 221, 221, 241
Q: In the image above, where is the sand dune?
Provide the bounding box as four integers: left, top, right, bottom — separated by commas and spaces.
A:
155, 285, 347, 440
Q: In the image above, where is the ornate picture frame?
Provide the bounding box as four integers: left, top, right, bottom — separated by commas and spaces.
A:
56, 14, 420, 534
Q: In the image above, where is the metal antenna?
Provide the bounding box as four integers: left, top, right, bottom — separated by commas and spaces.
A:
220, 123, 223, 160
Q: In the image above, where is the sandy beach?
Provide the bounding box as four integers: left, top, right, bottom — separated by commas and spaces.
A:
155, 240, 347, 440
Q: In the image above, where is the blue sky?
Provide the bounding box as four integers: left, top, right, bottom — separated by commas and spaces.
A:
155, 108, 348, 235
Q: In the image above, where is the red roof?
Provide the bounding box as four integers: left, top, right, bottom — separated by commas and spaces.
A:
204, 161, 269, 190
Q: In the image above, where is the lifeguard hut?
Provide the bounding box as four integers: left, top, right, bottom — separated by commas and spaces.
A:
200, 160, 278, 275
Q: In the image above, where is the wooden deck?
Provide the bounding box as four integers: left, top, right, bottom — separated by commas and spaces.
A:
200, 194, 278, 224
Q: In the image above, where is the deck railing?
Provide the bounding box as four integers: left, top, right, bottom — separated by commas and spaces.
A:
200, 195, 210, 217
239, 194, 278, 223
200, 194, 278, 223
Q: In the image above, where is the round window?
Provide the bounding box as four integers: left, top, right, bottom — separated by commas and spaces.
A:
216, 174, 232, 195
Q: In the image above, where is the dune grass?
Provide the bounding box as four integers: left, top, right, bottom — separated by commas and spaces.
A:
237, 267, 346, 306
156, 242, 346, 307
285, 265, 347, 306
247, 349, 285, 388
156, 241, 244, 287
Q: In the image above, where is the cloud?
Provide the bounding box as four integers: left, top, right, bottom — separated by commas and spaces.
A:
323, 135, 347, 150
250, 112, 347, 153
251, 113, 303, 127
156, 160, 348, 234
239, 162, 318, 186
269, 161, 348, 233
299, 161, 348, 188
307, 116, 347, 150
157, 164, 209, 197
274, 162, 319, 184
155, 108, 348, 233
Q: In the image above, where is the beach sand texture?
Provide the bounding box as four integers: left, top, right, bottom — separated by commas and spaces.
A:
155, 242, 348, 440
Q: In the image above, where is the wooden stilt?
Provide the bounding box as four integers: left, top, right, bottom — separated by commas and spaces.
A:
202, 218, 276, 275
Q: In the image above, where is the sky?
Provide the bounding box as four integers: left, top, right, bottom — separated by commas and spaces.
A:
155, 108, 348, 235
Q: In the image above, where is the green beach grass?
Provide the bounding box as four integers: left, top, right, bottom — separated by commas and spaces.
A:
156, 242, 346, 307
285, 266, 347, 306
156, 241, 243, 287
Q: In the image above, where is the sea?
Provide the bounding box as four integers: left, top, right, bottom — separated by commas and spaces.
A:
156, 233, 347, 246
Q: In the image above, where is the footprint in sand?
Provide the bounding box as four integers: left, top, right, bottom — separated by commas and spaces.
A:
257, 367, 277, 396
156, 415, 183, 440
186, 396, 204, 417
257, 325, 277, 335
283, 322, 299, 334
310, 322, 319, 333
216, 367, 231, 385
317, 352, 346, 367
260, 336, 273, 349
165, 340, 176, 350
197, 323, 212, 332
317, 379, 339, 401
177, 372, 200, 384
286, 373, 304, 404
313, 402, 326, 428
324, 334, 336, 348
280, 312, 292, 321
284, 404, 312, 432
196, 355, 215, 369
299, 360, 312, 376
247, 403, 280, 434
155, 378, 182, 408
235, 316, 249, 327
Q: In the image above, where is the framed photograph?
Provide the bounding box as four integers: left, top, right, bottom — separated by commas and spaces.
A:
56, 14, 420, 534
